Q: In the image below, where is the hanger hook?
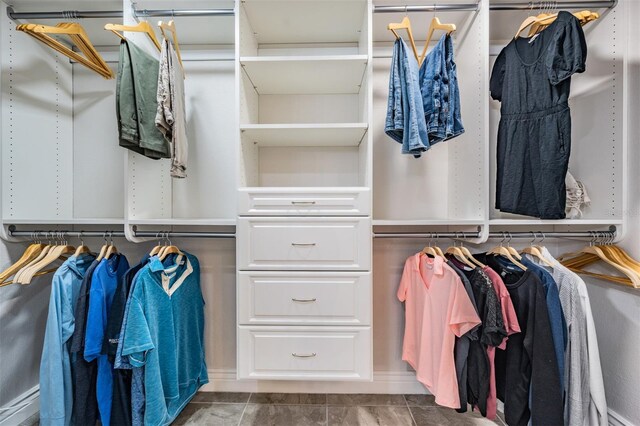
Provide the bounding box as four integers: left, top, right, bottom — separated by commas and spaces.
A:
404, 5, 408, 16
79, 231, 84, 247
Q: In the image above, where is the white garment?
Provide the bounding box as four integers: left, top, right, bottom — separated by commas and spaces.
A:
531, 248, 608, 426
566, 171, 590, 219
156, 38, 188, 178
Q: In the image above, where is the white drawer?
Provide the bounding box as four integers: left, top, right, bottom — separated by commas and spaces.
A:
238, 272, 371, 326
238, 188, 370, 216
237, 217, 371, 271
237, 326, 372, 381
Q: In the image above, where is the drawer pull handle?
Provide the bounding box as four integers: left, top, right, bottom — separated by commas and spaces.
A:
291, 201, 316, 205
292, 298, 317, 303
292, 352, 317, 358
291, 243, 316, 247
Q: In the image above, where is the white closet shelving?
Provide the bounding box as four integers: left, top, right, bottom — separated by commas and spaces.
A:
236, 0, 374, 382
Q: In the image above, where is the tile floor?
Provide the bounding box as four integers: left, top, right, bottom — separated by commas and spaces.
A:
19, 392, 508, 425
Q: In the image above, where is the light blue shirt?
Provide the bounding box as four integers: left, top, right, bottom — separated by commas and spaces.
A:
121, 253, 208, 426
84, 254, 129, 426
39, 254, 95, 426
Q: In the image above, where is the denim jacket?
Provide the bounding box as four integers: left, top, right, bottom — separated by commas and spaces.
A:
419, 34, 464, 146
385, 38, 430, 157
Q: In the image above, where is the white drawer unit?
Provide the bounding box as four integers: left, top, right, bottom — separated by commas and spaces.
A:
237, 326, 372, 381
237, 188, 371, 216
238, 272, 371, 325
237, 217, 371, 271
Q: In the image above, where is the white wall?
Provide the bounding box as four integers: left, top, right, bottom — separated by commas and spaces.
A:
584, 1, 640, 423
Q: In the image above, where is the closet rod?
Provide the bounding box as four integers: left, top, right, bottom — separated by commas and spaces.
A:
374, 3, 479, 13
373, 0, 616, 13
6, 227, 236, 239
6, 7, 234, 20
490, 1, 617, 10
374, 227, 616, 240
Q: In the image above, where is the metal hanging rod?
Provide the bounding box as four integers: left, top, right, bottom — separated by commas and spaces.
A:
6, 226, 235, 240
374, 3, 479, 13
490, 1, 617, 10
6, 7, 234, 21
374, 226, 616, 240
374, 0, 616, 13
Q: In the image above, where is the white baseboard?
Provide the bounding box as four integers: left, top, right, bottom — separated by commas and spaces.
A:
199, 369, 428, 394
0, 385, 39, 426
608, 408, 635, 426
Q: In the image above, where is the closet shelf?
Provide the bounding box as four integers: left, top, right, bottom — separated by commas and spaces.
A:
372, 220, 485, 227
240, 123, 368, 147
489, 219, 623, 226
240, 55, 368, 95
127, 219, 236, 226
242, 0, 367, 44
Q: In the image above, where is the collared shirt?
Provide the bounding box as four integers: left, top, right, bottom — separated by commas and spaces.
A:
397, 253, 481, 408
121, 252, 208, 426
40, 254, 95, 426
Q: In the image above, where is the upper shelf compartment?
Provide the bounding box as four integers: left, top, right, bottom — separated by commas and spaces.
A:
240, 55, 368, 95
241, 0, 368, 44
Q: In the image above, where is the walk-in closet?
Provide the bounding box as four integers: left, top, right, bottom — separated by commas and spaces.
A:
0, 0, 638, 425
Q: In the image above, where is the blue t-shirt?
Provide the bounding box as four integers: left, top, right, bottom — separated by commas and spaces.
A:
84, 253, 130, 426
121, 253, 208, 426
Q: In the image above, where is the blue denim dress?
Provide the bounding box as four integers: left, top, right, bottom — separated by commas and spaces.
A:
385, 38, 430, 157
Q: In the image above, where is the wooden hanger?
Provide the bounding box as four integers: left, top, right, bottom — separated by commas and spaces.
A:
529, 10, 599, 37
103, 232, 118, 259
158, 20, 184, 73
487, 234, 527, 271
159, 238, 182, 261
388, 16, 420, 63
95, 232, 111, 262
521, 233, 555, 268
16, 23, 114, 78
421, 233, 444, 258
0, 240, 46, 285
445, 239, 477, 269
14, 236, 55, 284
149, 232, 164, 256
419, 17, 456, 65
105, 21, 162, 51
560, 245, 640, 288
73, 232, 93, 257
18, 234, 75, 284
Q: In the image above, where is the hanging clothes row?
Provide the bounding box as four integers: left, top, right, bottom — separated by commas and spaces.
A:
385, 15, 464, 157
397, 237, 608, 426
34, 236, 207, 426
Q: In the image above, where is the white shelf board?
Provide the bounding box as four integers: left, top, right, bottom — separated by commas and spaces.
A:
373, 220, 485, 226
489, 219, 623, 226
242, 0, 367, 44
240, 55, 368, 95
3, 218, 125, 225
128, 219, 236, 226
239, 186, 370, 192
241, 123, 368, 147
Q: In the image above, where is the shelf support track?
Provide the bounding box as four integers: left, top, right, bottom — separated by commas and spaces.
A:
5, 225, 236, 241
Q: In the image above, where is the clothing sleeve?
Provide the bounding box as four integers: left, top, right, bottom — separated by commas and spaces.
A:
489, 49, 506, 101
121, 296, 154, 367
84, 271, 105, 361
385, 39, 404, 144
544, 275, 567, 390
39, 273, 68, 424
480, 276, 508, 348
397, 259, 411, 302
498, 292, 521, 350
449, 277, 482, 337
527, 279, 565, 425
546, 16, 587, 85
155, 39, 173, 138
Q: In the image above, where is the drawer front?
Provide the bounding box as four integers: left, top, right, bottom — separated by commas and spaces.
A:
238, 272, 371, 326
237, 217, 371, 271
238, 326, 372, 381
238, 188, 370, 216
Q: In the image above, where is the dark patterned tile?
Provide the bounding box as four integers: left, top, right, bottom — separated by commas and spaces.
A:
404, 394, 437, 407
190, 392, 251, 404
328, 406, 413, 426
249, 393, 327, 405
327, 394, 406, 406
172, 403, 246, 425
239, 404, 326, 426
410, 407, 501, 426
